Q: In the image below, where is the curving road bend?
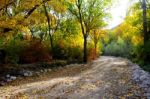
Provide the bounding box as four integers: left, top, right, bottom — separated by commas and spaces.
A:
0, 56, 147, 99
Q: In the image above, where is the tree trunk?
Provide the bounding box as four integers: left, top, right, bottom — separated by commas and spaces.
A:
77, 0, 88, 63
83, 34, 87, 63
142, 0, 148, 63
49, 33, 54, 54
143, 0, 148, 43
43, 4, 54, 58
94, 43, 97, 58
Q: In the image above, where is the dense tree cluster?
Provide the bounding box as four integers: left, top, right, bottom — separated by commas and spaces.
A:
0, 0, 110, 64
0, 0, 149, 72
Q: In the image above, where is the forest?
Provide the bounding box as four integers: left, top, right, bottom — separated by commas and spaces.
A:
0, 0, 150, 98
0, 0, 149, 69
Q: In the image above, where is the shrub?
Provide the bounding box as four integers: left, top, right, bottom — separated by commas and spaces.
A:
19, 40, 52, 63
67, 46, 83, 62
103, 38, 132, 57
53, 42, 67, 59
53, 42, 83, 62
4, 39, 29, 64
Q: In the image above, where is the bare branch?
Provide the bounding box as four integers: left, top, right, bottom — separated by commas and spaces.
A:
24, 0, 51, 18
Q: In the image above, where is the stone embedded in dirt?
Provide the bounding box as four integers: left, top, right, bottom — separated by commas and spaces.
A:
132, 73, 140, 82
10, 76, 17, 80
21, 70, 33, 77
5, 74, 16, 82
112, 61, 128, 66
132, 64, 150, 99
6, 74, 10, 78
140, 75, 148, 81
48, 69, 52, 72
0, 81, 5, 86
143, 80, 150, 86
6, 79, 12, 82
66, 64, 80, 68
44, 69, 48, 72
40, 70, 44, 73
23, 72, 28, 76
5, 75, 17, 82
147, 88, 150, 95
140, 83, 149, 88
36, 71, 40, 74
146, 93, 150, 97
24, 72, 33, 76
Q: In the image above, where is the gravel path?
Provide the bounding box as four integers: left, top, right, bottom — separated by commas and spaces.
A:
0, 56, 149, 99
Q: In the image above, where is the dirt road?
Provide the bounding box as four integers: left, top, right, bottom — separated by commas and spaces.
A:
0, 56, 146, 99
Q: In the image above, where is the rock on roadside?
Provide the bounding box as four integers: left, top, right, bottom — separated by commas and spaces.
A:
132, 64, 150, 98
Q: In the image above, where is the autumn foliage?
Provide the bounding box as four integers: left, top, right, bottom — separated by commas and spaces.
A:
87, 48, 98, 61
0, 0, 149, 73
20, 40, 52, 63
